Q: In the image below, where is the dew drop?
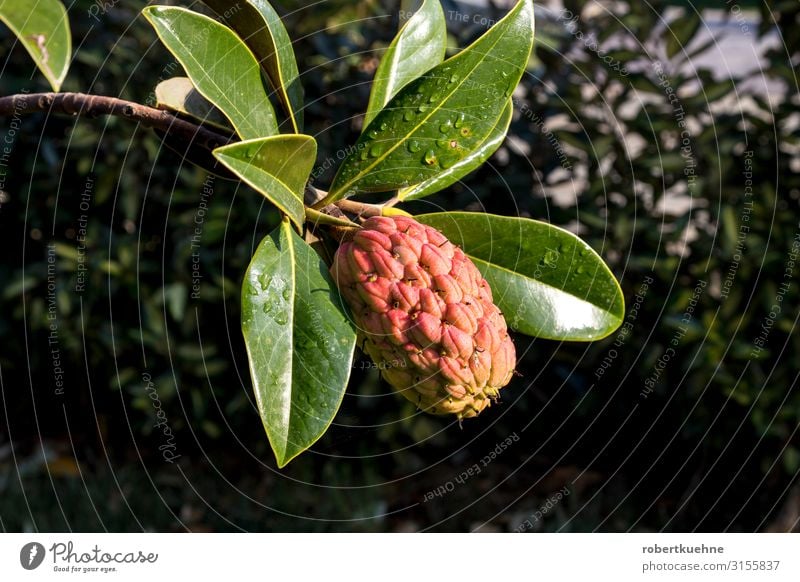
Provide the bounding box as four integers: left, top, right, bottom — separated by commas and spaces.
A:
370, 144, 385, 157
262, 303, 273, 314
439, 120, 453, 134
436, 138, 450, 149
450, 73, 460, 83
440, 156, 458, 169
428, 94, 438, 103
576, 266, 586, 274
274, 312, 289, 325
579, 248, 589, 257
368, 128, 379, 138
407, 140, 421, 153
403, 109, 416, 121
423, 150, 437, 165
418, 104, 430, 113
282, 288, 291, 301
454, 113, 466, 128
379, 122, 388, 131
258, 273, 272, 291
360, 149, 369, 161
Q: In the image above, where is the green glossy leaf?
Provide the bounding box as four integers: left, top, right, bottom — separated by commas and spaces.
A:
665, 11, 701, 60
415, 212, 625, 341
155, 77, 232, 132
143, 6, 278, 139
213, 135, 316, 230
324, 0, 534, 203
398, 99, 512, 201
242, 220, 357, 467
0, 0, 70, 91
204, 0, 304, 132
363, 0, 446, 129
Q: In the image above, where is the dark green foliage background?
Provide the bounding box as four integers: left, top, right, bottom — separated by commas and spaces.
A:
0, 0, 798, 531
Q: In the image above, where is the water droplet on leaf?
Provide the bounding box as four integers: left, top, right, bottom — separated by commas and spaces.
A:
407, 140, 421, 153
258, 273, 272, 291
423, 150, 437, 165
440, 156, 458, 169
370, 144, 385, 157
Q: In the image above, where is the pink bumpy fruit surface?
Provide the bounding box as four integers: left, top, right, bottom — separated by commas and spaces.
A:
330, 215, 515, 418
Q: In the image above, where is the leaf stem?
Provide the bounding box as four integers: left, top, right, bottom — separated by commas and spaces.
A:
305, 207, 359, 228
0, 92, 234, 150
334, 199, 385, 218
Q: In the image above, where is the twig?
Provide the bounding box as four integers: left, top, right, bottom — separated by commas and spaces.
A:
0, 92, 234, 150
335, 199, 384, 218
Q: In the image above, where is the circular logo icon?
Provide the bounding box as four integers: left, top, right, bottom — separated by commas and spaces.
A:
20, 542, 46, 570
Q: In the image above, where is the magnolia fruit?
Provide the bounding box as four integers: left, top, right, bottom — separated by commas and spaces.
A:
330, 215, 515, 419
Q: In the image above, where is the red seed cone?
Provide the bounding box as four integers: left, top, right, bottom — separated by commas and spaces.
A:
330, 215, 515, 418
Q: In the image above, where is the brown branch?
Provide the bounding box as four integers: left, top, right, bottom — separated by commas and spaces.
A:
0, 92, 234, 150
335, 199, 384, 218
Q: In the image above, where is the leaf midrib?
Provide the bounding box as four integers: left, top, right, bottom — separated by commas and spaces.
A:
281, 222, 298, 458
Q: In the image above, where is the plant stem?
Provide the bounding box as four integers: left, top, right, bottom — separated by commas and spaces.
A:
0, 92, 234, 150
305, 207, 359, 228
334, 199, 385, 218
